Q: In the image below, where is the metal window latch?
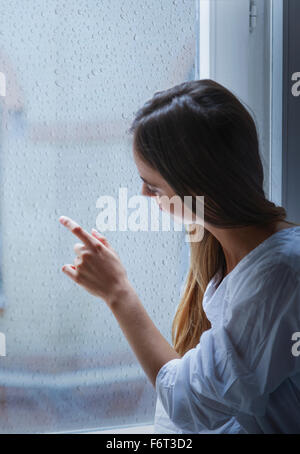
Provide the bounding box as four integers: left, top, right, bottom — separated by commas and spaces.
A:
249, 1, 257, 32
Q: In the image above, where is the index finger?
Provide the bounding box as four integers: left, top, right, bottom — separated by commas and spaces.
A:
59, 216, 101, 249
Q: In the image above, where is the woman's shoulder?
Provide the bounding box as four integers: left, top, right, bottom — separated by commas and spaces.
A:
257, 225, 300, 281
224, 226, 300, 308
272, 226, 300, 276
233, 226, 300, 282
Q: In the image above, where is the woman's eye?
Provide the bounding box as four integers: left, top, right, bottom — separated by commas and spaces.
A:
146, 185, 158, 195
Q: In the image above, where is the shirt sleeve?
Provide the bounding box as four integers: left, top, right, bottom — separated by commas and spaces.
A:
155, 262, 300, 432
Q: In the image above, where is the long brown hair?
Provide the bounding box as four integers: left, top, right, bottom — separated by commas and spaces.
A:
129, 79, 296, 357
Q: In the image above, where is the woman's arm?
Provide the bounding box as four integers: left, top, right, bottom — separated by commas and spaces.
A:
108, 283, 180, 387
59, 215, 180, 387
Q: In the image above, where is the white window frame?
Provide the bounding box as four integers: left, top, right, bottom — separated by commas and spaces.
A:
198, 0, 286, 209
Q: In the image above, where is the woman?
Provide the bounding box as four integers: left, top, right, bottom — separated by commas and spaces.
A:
59, 79, 300, 434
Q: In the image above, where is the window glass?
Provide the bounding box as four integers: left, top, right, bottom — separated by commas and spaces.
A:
0, 0, 196, 433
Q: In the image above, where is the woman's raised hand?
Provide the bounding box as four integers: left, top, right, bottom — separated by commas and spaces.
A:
59, 215, 131, 306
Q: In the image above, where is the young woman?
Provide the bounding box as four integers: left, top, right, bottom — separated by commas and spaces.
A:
59, 79, 300, 434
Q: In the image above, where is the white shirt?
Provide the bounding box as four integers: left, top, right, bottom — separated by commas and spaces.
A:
154, 226, 300, 434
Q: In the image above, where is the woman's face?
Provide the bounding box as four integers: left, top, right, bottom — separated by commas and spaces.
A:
133, 147, 200, 224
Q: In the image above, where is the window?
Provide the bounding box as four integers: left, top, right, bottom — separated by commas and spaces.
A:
0, 0, 196, 433
0, 0, 294, 435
